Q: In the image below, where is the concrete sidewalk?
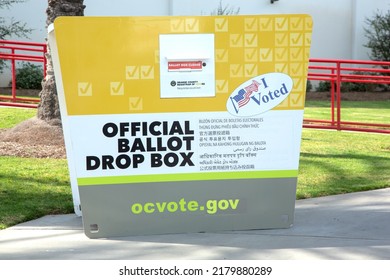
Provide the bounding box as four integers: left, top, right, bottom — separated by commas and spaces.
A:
1, 188, 389, 260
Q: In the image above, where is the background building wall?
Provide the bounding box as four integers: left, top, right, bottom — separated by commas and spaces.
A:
352, 0, 390, 60
171, 0, 355, 59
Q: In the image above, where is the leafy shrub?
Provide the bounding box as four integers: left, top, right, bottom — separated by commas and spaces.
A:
315, 81, 331, 92
314, 78, 381, 93
342, 71, 387, 92
343, 82, 371, 92
315, 81, 371, 92
364, 10, 390, 62
210, 0, 240, 15
0, 59, 6, 73
15, 62, 43, 89
306, 80, 313, 92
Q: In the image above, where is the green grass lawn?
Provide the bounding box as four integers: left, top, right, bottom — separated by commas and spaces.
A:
304, 100, 390, 123
0, 107, 37, 129
301, 100, 390, 198
0, 107, 74, 229
0, 157, 73, 229
298, 129, 390, 199
0, 104, 389, 229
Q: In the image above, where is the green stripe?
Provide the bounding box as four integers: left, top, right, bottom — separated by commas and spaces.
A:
77, 170, 298, 186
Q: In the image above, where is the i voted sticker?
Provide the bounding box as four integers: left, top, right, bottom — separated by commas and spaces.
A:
226, 73, 293, 116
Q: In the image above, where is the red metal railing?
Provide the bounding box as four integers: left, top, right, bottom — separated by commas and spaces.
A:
0, 40, 46, 108
306, 58, 390, 134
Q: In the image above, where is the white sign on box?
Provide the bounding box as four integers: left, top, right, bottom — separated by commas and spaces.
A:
159, 34, 215, 98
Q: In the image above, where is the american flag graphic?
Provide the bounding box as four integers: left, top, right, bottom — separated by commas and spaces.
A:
231, 89, 252, 108
230, 80, 261, 108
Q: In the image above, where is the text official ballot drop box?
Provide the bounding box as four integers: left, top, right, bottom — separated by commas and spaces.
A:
49, 15, 313, 238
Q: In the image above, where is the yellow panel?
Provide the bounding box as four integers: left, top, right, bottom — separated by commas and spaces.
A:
53, 15, 312, 116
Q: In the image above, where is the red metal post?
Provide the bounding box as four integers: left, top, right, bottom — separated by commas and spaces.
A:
336, 61, 342, 131
43, 44, 47, 78
330, 68, 335, 126
11, 48, 16, 102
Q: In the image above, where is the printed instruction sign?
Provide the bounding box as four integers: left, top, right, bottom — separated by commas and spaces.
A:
49, 15, 313, 238
159, 33, 215, 98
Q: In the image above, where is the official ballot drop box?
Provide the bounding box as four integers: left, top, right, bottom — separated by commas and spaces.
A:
49, 15, 313, 238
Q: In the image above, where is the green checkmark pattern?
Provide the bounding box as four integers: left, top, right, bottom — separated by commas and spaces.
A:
54, 15, 311, 116
213, 15, 313, 111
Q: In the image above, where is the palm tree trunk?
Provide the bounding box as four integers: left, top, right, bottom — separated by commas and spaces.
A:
37, 0, 85, 125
